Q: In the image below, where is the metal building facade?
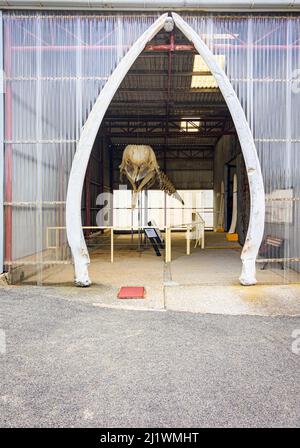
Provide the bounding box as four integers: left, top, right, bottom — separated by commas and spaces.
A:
1, 10, 300, 283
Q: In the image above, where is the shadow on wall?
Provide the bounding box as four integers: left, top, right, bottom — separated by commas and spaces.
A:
213, 135, 250, 245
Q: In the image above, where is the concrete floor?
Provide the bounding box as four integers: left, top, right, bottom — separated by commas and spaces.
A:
37, 231, 300, 286
18, 232, 300, 317
1, 287, 300, 428
2, 235, 300, 426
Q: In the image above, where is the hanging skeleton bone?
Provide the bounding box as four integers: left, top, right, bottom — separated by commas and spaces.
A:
119, 144, 184, 208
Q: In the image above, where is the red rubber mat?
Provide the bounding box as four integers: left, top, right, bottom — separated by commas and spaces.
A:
117, 286, 145, 299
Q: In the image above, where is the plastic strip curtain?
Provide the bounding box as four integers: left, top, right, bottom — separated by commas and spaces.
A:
3, 12, 158, 283
183, 13, 300, 283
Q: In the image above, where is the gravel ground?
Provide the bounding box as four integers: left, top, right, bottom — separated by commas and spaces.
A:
0, 286, 300, 428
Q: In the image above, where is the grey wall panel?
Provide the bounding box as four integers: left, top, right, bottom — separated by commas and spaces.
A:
3, 11, 300, 283
0, 11, 3, 273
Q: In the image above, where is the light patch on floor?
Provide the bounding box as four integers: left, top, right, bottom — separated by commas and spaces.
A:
164, 284, 300, 316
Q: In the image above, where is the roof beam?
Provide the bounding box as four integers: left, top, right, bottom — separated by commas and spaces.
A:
109, 101, 226, 108
112, 143, 214, 149
105, 115, 230, 121
145, 43, 195, 52
108, 131, 235, 138
116, 87, 220, 93
1, 1, 300, 12
127, 71, 212, 77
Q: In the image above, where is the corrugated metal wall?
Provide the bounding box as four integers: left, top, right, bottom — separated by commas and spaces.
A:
183, 13, 300, 278
3, 11, 300, 282
3, 12, 158, 281
0, 12, 3, 274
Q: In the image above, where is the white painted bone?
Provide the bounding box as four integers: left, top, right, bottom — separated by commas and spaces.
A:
172, 13, 265, 285
228, 174, 237, 234
66, 15, 168, 286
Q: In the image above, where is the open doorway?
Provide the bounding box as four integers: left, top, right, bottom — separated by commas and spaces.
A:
66, 13, 266, 287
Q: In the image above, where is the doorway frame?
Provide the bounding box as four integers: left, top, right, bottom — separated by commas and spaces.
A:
66, 12, 265, 286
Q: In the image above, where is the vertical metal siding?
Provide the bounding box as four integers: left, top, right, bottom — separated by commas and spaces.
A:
2, 12, 300, 283
3, 12, 158, 281
0, 12, 3, 273
183, 13, 300, 281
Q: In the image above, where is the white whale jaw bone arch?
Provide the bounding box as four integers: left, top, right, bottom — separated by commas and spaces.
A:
66, 13, 265, 287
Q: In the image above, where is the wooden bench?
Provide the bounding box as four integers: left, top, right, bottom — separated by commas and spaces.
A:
259, 235, 284, 270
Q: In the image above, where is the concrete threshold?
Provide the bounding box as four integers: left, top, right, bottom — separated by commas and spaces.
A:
1, 281, 300, 316
92, 302, 166, 312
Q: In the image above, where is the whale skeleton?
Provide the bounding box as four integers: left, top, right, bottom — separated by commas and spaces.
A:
119, 144, 184, 209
